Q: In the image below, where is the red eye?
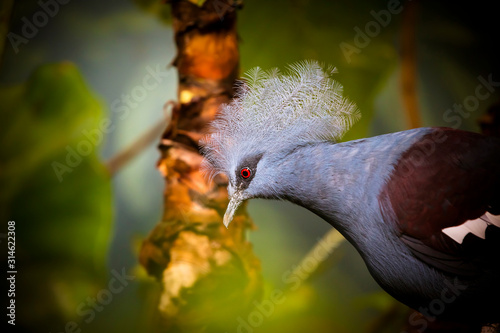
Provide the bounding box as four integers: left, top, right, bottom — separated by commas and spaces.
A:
240, 168, 251, 179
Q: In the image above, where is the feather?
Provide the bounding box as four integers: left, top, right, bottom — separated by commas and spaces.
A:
442, 212, 500, 243
200, 60, 360, 181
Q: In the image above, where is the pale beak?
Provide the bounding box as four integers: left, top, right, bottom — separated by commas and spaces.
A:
223, 193, 243, 228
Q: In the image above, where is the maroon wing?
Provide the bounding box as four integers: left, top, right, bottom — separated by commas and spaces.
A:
379, 127, 500, 276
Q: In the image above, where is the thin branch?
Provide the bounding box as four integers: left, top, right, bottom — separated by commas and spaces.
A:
289, 228, 345, 284
105, 103, 172, 175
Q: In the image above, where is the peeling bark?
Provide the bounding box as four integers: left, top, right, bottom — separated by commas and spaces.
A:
139, 1, 262, 331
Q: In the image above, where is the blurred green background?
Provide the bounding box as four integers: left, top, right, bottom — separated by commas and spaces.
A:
1, 0, 499, 332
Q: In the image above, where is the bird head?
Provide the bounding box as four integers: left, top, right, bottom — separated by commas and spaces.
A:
200, 60, 359, 228
221, 152, 264, 227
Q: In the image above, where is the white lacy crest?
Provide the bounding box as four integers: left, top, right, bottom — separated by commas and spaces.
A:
200, 60, 360, 181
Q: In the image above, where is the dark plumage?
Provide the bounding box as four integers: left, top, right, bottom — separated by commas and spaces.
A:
201, 61, 500, 327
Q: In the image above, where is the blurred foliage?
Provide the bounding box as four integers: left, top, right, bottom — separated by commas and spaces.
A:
133, 0, 172, 25
0, 62, 112, 332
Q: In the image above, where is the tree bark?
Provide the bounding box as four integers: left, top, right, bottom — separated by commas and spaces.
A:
139, 1, 262, 332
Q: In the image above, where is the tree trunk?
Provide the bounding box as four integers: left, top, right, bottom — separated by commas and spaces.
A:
139, 1, 262, 332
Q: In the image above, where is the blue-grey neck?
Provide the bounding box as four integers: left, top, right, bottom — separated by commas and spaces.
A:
259, 128, 444, 304
265, 130, 427, 244
268, 137, 397, 247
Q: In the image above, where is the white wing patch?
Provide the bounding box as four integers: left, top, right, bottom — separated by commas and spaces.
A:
442, 212, 500, 244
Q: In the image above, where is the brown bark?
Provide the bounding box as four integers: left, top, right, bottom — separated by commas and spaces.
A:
139, 1, 262, 332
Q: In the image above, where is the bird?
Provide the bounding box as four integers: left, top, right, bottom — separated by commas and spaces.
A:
200, 60, 500, 328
